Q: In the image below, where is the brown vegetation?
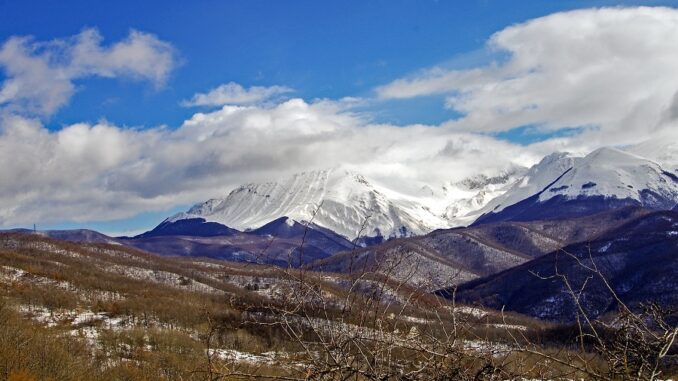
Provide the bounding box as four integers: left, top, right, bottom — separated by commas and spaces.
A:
0, 229, 676, 380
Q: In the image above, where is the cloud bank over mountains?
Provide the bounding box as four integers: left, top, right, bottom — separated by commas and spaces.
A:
1, 7, 678, 226
0, 99, 537, 225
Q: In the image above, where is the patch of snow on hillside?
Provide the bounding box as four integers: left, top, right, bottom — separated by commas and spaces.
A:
104, 264, 221, 294
599, 242, 612, 252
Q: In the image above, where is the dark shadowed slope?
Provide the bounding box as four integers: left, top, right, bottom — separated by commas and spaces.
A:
309, 207, 653, 291
118, 216, 354, 266
250, 216, 353, 253
134, 218, 239, 238
453, 209, 678, 322
5, 217, 354, 267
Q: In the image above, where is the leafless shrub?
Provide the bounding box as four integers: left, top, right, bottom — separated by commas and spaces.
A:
514, 247, 678, 381
227, 206, 678, 380
0, 218, 676, 380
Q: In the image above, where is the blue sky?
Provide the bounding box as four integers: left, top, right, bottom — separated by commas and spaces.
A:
1, 0, 667, 129
1, 1, 678, 234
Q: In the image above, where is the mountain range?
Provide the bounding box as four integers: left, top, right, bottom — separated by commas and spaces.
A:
165, 167, 525, 241
5, 144, 678, 322
164, 146, 677, 242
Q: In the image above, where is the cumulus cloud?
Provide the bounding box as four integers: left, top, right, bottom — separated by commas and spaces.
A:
376, 7, 678, 147
0, 28, 176, 115
0, 99, 537, 226
181, 82, 293, 107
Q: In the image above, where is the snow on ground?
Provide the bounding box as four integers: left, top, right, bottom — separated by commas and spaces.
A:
479, 148, 678, 217
463, 340, 512, 356
487, 323, 528, 331
0, 266, 123, 302
400, 315, 433, 324
450, 306, 488, 319
168, 168, 449, 240
17, 305, 130, 330
0, 265, 27, 282
1, 265, 75, 291
477, 152, 579, 216
0, 239, 84, 259
104, 264, 221, 294
15, 303, 196, 353
190, 260, 227, 270
16, 303, 305, 369
209, 349, 278, 364
84, 247, 151, 263
598, 242, 612, 252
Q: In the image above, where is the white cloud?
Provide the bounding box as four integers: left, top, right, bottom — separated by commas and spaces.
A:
3, 7, 678, 227
0, 28, 176, 115
0, 99, 537, 226
182, 82, 293, 107
376, 7, 678, 147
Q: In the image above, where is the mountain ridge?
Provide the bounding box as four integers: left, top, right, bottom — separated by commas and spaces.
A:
165, 167, 524, 241
473, 147, 678, 224
453, 209, 678, 322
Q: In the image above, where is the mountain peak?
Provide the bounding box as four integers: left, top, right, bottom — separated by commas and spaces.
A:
475, 151, 578, 216
165, 168, 448, 240
473, 146, 678, 224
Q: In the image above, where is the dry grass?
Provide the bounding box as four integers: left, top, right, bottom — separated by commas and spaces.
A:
0, 232, 675, 380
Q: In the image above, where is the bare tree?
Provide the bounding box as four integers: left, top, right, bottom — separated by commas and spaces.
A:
198, 206, 677, 380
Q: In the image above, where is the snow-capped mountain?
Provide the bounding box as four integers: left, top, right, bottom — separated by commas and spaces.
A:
168, 169, 447, 240
542, 148, 678, 206
474, 147, 678, 224
163, 146, 677, 241
166, 168, 523, 241
473, 152, 580, 216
